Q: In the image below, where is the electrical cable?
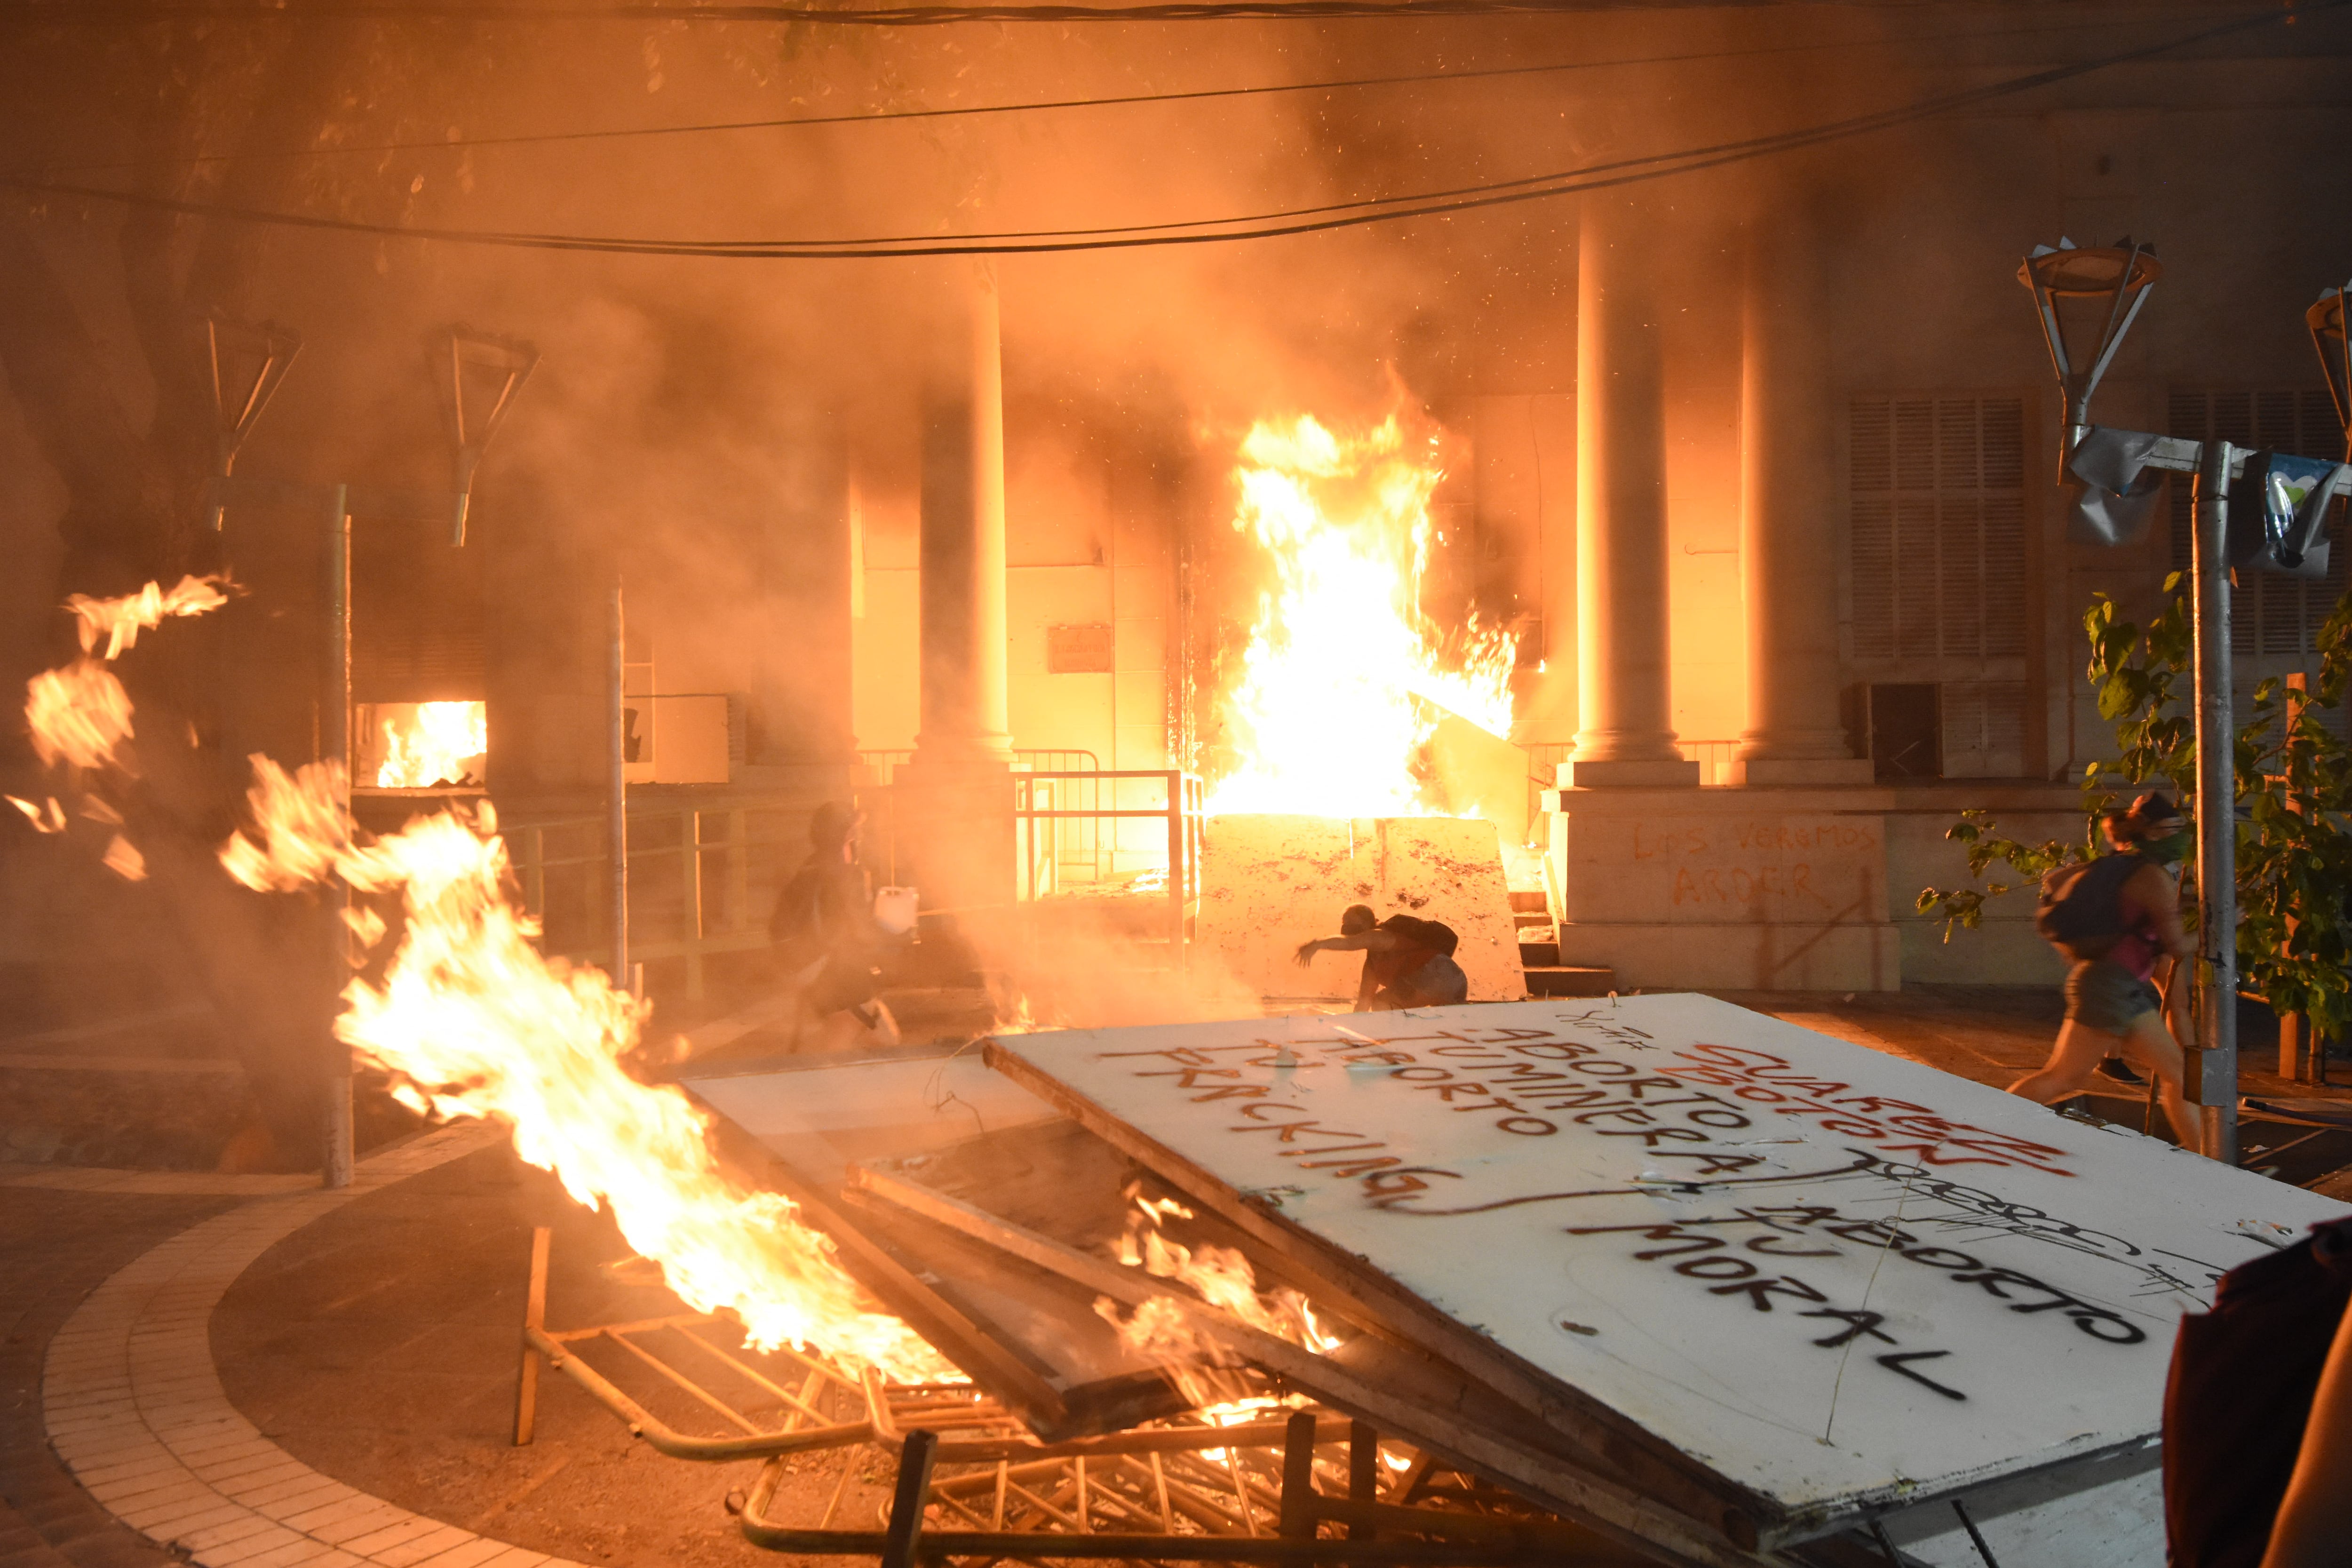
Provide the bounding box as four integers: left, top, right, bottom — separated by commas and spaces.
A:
40, 16, 2136, 172
0, 2, 2331, 259
0, 0, 2139, 27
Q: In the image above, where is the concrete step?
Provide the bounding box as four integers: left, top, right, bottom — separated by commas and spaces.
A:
1518, 941, 1561, 968
1524, 966, 1616, 998
1512, 911, 1553, 930
1507, 890, 1550, 913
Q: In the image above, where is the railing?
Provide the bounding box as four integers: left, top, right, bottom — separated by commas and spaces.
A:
1011, 770, 1205, 962
499, 765, 1204, 999
1679, 738, 1739, 786
860, 750, 1113, 891
507, 797, 807, 1001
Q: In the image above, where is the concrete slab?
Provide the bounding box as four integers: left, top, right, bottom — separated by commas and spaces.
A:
986, 994, 2350, 1552
1543, 787, 1902, 992
1195, 814, 1525, 1003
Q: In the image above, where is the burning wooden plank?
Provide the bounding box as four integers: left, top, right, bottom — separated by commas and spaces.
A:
975, 995, 2348, 1563
682, 1053, 1215, 1440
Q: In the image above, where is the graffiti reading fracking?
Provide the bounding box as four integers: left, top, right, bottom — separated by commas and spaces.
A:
1096, 1010, 2109, 1404
993, 995, 2341, 1513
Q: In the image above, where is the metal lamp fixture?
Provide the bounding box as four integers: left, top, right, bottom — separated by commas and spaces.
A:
2017, 239, 2162, 473
202, 315, 302, 530
439, 328, 540, 547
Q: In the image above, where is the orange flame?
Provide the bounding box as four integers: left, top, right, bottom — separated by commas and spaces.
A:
1207, 416, 1515, 818
7, 796, 66, 833
1096, 1182, 1342, 1388
375, 701, 488, 788
218, 756, 950, 1380
22, 575, 232, 795
26, 662, 135, 771
66, 575, 232, 660
102, 834, 146, 881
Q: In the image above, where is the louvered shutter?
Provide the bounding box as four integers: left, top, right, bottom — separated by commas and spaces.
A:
1847, 396, 2030, 775
2166, 388, 2344, 658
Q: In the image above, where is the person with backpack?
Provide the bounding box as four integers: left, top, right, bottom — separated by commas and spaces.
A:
2007, 793, 2199, 1146
1294, 910, 1469, 1010
770, 801, 900, 1051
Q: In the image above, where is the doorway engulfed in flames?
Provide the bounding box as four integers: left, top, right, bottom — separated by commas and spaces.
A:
1202, 415, 1516, 822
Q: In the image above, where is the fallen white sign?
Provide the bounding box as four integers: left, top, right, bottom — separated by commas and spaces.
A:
985, 994, 2346, 1553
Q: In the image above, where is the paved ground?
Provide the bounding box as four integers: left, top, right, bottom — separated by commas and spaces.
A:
7, 981, 2351, 1568
209, 1144, 910, 1568
0, 1189, 231, 1568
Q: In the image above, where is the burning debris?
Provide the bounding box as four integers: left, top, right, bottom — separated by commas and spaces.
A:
216, 755, 950, 1379
64, 573, 232, 659
9, 577, 237, 879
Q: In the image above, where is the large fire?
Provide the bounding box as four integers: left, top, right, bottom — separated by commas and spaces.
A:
219, 756, 950, 1381
21, 575, 948, 1380
1206, 416, 1515, 819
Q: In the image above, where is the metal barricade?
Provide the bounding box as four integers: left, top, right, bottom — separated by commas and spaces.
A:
1012, 770, 1204, 961
506, 796, 805, 1000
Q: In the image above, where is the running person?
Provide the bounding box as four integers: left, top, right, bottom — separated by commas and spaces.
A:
2007, 793, 2198, 1146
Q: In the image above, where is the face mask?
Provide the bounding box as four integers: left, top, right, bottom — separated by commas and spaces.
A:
2146, 828, 2193, 864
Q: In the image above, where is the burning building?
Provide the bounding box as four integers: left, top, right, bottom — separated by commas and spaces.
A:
0, 9, 2349, 1038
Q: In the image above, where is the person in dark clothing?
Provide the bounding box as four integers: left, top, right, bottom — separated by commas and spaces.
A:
770, 801, 898, 1050
2164, 1216, 2352, 1568
2009, 793, 2196, 1144
1295, 910, 1469, 1010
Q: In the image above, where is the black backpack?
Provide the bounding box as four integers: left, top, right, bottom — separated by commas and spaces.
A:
2034, 852, 2146, 946
769, 864, 826, 947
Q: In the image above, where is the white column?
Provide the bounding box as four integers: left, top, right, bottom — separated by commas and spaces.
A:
1731, 213, 1873, 786
913, 264, 1013, 766
1566, 197, 1698, 789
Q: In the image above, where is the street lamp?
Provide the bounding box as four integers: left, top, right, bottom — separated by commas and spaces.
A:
2018, 240, 2238, 1162
2020, 249, 2352, 1162
2019, 239, 2161, 476
205, 319, 536, 1188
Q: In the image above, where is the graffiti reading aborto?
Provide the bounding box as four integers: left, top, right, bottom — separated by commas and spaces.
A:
988, 995, 2347, 1521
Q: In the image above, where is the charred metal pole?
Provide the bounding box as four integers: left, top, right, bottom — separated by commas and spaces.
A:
2189, 441, 2238, 1165
608, 578, 630, 987
323, 483, 355, 1190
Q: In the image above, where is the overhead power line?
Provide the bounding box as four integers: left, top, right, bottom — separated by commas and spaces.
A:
0, 3, 2333, 259
45, 17, 2132, 172
1, 0, 2162, 26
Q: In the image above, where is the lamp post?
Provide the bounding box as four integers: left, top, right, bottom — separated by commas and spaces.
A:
205, 322, 536, 1186
2018, 240, 2246, 1162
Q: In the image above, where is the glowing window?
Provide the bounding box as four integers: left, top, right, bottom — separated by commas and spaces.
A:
359, 701, 487, 788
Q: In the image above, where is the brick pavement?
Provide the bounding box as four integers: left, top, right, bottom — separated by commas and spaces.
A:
19, 1125, 594, 1568
36, 1125, 549, 1568
1, 1187, 233, 1568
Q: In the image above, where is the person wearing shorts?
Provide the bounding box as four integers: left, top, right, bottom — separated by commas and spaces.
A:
2008, 794, 2198, 1146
